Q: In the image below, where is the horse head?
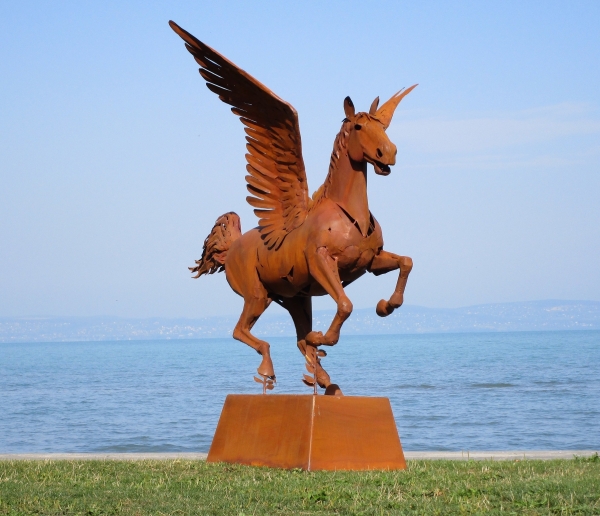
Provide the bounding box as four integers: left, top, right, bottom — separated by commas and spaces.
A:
344, 85, 417, 176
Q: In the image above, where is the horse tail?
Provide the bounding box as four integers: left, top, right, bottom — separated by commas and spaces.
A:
189, 212, 242, 278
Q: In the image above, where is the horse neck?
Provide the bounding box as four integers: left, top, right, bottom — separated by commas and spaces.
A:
323, 126, 370, 235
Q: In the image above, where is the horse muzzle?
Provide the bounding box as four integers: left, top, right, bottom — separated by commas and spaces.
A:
373, 160, 392, 176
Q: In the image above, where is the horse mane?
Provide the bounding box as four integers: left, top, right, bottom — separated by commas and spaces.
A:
309, 120, 351, 210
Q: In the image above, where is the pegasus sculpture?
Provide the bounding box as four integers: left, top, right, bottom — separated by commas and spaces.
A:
171, 21, 416, 395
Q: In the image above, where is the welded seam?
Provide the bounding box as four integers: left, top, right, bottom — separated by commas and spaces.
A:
307, 395, 315, 471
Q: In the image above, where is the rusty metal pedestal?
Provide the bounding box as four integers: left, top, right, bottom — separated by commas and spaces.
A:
207, 394, 406, 471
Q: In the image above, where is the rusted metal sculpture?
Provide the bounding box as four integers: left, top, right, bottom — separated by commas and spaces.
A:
171, 21, 416, 395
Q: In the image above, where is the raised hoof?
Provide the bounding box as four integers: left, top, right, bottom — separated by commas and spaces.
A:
324, 384, 343, 396
376, 299, 394, 317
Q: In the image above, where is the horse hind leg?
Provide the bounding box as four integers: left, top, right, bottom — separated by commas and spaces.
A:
279, 296, 342, 395
232, 289, 275, 379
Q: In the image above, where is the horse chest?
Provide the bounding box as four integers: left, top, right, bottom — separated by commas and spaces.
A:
332, 217, 383, 273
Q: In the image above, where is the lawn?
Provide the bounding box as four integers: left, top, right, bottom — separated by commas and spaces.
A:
0, 456, 598, 515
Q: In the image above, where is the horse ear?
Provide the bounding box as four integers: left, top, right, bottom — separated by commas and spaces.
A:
369, 96, 379, 115
344, 96, 355, 119
376, 84, 418, 129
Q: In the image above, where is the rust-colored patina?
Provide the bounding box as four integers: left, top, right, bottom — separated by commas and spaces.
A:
170, 21, 416, 393
208, 395, 406, 471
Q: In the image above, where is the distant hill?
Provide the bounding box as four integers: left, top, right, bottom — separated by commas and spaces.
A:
1, 300, 599, 343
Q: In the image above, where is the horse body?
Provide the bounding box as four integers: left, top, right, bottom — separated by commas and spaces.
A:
171, 20, 415, 393
227, 198, 383, 299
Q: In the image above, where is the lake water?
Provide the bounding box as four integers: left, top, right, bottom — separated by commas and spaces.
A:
1, 331, 598, 452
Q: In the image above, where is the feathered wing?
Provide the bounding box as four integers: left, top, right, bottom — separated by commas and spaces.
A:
170, 21, 310, 249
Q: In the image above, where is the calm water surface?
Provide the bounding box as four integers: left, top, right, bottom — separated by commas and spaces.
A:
1, 331, 598, 452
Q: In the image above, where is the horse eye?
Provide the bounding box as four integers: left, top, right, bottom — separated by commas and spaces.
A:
354, 124, 362, 130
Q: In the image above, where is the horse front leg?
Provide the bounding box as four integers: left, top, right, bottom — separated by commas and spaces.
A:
305, 247, 352, 346
368, 250, 413, 317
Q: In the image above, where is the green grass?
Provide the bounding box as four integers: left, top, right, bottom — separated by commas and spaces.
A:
0, 456, 599, 515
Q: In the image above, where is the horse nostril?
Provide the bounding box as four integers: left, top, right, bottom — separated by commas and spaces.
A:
376, 148, 383, 158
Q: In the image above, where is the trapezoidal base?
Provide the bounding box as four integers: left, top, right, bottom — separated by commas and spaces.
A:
207, 394, 406, 471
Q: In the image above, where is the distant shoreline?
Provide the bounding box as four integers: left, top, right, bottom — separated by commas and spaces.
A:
1, 327, 599, 345
2, 300, 599, 343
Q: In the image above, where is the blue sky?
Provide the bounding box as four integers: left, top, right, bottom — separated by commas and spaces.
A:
1, 1, 599, 318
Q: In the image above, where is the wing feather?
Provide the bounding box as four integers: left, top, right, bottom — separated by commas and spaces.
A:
245, 174, 274, 194
171, 21, 309, 248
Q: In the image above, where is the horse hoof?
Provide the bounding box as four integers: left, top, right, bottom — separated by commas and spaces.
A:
376, 299, 393, 317
325, 384, 343, 396
257, 357, 275, 378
